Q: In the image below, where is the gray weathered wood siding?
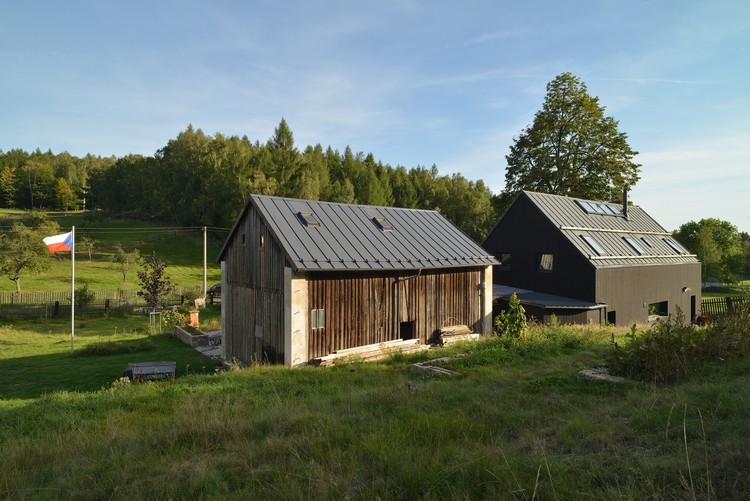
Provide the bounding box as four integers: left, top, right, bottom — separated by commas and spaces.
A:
306, 267, 484, 360
223, 205, 287, 364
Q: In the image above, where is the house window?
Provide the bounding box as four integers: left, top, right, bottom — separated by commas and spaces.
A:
648, 301, 668, 319
495, 253, 511, 270
623, 236, 645, 255
310, 308, 325, 329
537, 253, 554, 272
259, 234, 265, 251
641, 236, 654, 248
581, 235, 607, 256
242, 233, 246, 246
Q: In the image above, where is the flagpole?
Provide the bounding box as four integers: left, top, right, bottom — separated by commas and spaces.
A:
71, 226, 75, 354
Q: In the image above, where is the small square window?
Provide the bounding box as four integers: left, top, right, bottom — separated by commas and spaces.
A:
310, 308, 325, 329
537, 253, 553, 272
641, 237, 654, 248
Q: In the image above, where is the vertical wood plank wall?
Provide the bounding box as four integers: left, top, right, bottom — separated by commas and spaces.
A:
306, 268, 484, 360
224, 206, 287, 364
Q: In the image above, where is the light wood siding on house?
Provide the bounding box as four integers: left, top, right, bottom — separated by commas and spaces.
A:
223, 205, 287, 364
306, 268, 484, 360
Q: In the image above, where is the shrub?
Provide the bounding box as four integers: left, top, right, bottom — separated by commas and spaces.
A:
494, 292, 527, 339
74, 283, 96, 310
607, 305, 750, 384
161, 309, 187, 330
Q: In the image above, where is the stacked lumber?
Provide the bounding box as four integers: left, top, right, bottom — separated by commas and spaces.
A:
411, 358, 459, 377
311, 338, 429, 367
438, 325, 480, 345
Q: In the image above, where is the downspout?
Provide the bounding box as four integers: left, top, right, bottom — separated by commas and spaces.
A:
393, 269, 422, 339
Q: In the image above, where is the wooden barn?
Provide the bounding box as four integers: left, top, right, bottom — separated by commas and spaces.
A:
217, 195, 497, 366
482, 191, 701, 325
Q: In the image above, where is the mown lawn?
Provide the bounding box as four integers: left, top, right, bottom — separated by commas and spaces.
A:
0, 307, 223, 402
1, 320, 749, 499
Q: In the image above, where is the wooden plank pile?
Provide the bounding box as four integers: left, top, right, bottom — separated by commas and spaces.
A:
411, 357, 459, 377
438, 325, 480, 345
310, 338, 429, 367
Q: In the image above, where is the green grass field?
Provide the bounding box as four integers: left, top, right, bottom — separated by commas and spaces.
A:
1, 319, 749, 499
2, 210, 749, 498
0, 211, 226, 293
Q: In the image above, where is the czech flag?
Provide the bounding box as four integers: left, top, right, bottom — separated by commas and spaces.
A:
43, 232, 73, 253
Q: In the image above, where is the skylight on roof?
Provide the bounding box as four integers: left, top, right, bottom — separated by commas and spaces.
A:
576, 200, 623, 217
372, 216, 393, 231
664, 238, 686, 255
623, 236, 645, 255
641, 236, 654, 248
297, 211, 320, 227
582, 235, 607, 256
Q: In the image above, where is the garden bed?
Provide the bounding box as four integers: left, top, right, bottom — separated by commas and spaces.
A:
173, 325, 211, 347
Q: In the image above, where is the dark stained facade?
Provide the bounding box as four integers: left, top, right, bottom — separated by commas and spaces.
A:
483, 191, 701, 325
218, 195, 497, 365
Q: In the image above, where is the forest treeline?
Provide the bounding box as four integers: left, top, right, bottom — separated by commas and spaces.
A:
0, 119, 497, 241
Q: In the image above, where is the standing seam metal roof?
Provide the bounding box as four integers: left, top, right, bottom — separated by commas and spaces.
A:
523, 191, 699, 268
223, 195, 498, 271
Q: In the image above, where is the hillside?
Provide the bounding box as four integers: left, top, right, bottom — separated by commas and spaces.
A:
0, 210, 225, 293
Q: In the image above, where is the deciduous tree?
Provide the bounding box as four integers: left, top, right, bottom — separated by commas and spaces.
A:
137, 253, 173, 312
674, 218, 744, 283
0, 218, 61, 293
504, 72, 640, 205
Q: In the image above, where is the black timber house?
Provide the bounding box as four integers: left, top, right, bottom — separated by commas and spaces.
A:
217, 195, 497, 366
482, 191, 701, 325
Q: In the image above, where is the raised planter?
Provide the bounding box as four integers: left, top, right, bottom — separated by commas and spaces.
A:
173, 324, 210, 347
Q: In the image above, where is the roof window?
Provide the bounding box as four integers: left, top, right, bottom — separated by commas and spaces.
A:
664, 238, 686, 255
372, 216, 393, 231
582, 235, 607, 256
623, 236, 645, 255
576, 200, 623, 217
297, 211, 320, 227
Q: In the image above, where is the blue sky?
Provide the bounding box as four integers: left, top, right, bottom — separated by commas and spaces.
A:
1, 0, 748, 232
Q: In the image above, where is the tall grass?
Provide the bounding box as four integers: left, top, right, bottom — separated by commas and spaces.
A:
2, 320, 749, 498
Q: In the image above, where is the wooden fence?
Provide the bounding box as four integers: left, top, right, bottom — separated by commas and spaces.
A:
700, 296, 749, 317
0, 286, 204, 319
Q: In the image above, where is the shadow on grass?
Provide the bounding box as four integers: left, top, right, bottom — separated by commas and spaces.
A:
0, 334, 222, 400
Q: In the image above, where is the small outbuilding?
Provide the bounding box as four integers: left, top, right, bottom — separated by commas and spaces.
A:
217, 195, 497, 366
482, 191, 701, 325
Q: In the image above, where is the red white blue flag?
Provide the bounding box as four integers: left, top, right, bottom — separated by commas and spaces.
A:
43, 232, 73, 253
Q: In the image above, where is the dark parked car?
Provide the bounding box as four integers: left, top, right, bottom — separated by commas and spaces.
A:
207, 283, 221, 303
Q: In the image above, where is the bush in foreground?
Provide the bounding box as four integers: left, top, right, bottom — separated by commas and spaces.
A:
607, 305, 750, 384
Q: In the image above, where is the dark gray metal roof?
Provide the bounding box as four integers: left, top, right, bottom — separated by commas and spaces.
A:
493, 284, 605, 310
523, 191, 699, 268
225, 195, 498, 272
